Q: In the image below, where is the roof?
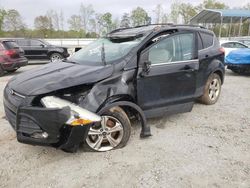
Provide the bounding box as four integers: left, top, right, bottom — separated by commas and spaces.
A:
190, 9, 250, 24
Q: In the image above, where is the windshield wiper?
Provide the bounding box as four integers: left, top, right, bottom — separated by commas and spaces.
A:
101, 43, 106, 66
62, 59, 78, 64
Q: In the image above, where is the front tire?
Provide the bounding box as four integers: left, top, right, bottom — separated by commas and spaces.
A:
199, 73, 222, 105
85, 109, 131, 152
50, 53, 63, 62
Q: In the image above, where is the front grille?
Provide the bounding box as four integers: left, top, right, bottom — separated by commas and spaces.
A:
4, 86, 25, 130
4, 102, 17, 129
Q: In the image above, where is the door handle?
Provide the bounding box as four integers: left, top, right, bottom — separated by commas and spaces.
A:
180, 65, 195, 72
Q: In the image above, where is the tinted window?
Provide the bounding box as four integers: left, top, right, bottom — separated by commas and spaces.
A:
0, 43, 5, 50
200, 32, 213, 49
221, 43, 232, 48
30, 40, 42, 46
221, 42, 247, 48
17, 39, 29, 46
2, 41, 19, 49
234, 43, 247, 48
148, 33, 194, 64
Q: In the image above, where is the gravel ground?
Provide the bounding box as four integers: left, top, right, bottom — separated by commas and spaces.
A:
0, 64, 249, 188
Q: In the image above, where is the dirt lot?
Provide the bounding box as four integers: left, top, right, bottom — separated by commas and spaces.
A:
0, 64, 249, 188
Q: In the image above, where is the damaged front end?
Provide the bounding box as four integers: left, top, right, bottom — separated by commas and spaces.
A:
7, 94, 101, 152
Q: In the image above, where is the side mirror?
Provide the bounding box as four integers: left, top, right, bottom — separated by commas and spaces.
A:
140, 61, 151, 77
40, 44, 45, 48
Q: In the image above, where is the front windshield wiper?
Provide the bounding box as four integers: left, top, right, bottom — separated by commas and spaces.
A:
101, 43, 106, 66
62, 59, 78, 64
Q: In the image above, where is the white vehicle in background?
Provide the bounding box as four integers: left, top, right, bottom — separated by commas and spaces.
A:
220, 41, 248, 57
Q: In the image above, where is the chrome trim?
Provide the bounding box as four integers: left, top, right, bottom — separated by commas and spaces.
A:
9, 89, 26, 99
150, 59, 199, 67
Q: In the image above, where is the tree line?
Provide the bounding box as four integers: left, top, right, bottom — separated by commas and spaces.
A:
0, 0, 250, 38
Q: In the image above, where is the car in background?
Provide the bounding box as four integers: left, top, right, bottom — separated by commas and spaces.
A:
220, 41, 248, 57
225, 48, 250, 74
11, 38, 69, 62
238, 39, 250, 47
0, 40, 28, 76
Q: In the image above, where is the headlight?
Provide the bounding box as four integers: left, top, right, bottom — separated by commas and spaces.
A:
41, 96, 101, 126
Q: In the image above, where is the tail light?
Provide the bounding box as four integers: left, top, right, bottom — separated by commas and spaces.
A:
3, 49, 19, 58
219, 47, 225, 54
4, 49, 17, 56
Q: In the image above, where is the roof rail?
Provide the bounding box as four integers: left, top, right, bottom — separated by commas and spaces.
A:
171, 24, 207, 29
108, 24, 206, 35
108, 23, 173, 34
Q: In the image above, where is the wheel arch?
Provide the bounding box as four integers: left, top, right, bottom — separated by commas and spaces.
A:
97, 95, 151, 138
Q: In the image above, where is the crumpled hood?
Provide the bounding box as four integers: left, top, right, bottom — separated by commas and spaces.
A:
8, 62, 113, 96
226, 49, 250, 64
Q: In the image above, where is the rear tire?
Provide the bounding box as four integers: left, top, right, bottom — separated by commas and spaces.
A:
6, 69, 18, 73
199, 73, 221, 105
84, 108, 131, 152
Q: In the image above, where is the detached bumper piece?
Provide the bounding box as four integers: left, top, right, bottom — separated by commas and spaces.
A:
14, 96, 102, 152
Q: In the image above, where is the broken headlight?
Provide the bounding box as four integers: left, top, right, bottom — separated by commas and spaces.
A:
41, 96, 101, 126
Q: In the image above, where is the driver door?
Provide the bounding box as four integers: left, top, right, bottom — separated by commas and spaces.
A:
137, 32, 199, 117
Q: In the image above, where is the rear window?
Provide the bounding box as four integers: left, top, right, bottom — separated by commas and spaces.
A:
2, 41, 19, 49
200, 32, 214, 49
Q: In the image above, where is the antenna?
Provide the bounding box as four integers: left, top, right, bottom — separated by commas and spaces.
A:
101, 43, 106, 66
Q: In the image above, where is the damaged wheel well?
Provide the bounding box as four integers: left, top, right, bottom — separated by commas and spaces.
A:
98, 99, 151, 138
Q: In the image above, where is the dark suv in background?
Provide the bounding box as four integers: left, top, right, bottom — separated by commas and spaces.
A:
0, 40, 28, 76
12, 39, 69, 62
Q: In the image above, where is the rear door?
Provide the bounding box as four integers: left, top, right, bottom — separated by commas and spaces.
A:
137, 32, 199, 114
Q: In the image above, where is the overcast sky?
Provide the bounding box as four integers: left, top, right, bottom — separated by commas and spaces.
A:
0, 0, 249, 28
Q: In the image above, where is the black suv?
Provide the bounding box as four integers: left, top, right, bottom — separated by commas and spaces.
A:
12, 38, 69, 62
0, 40, 28, 76
4, 25, 225, 152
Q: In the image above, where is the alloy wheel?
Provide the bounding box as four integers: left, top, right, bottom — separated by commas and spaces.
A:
208, 78, 220, 101
86, 115, 124, 151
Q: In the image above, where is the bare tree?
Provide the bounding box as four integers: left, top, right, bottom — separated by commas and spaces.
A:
4, 9, 26, 32
59, 10, 64, 31
154, 4, 164, 24
120, 13, 130, 28
80, 3, 95, 32
68, 15, 82, 31
34, 15, 50, 37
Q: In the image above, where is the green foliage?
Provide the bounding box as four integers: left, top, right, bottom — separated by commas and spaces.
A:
131, 7, 149, 26
0, 8, 6, 34
0, 1, 250, 38
178, 3, 198, 24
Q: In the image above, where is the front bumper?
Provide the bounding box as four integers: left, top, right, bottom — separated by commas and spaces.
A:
226, 63, 250, 72
3, 88, 92, 152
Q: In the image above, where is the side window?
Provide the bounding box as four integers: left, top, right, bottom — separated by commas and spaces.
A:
17, 39, 29, 46
221, 43, 232, 48
0, 43, 5, 50
30, 40, 42, 46
234, 43, 247, 48
179, 33, 194, 60
148, 33, 194, 65
200, 32, 213, 49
